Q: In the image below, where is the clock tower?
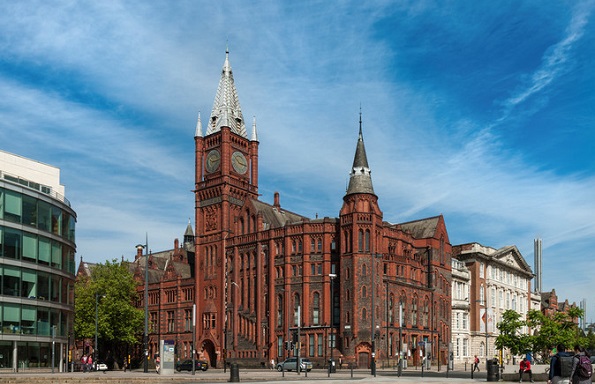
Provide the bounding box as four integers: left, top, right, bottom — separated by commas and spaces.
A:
193, 49, 259, 365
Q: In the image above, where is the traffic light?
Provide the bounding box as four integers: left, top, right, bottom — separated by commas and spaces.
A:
292, 332, 298, 343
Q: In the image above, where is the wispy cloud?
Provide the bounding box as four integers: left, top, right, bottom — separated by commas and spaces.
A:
1, 0, 594, 320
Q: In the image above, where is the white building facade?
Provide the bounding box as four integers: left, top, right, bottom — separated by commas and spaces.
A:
453, 243, 533, 364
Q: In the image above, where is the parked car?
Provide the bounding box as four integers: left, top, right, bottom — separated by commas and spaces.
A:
95, 362, 108, 371
176, 359, 209, 372
276, 357, 312, 372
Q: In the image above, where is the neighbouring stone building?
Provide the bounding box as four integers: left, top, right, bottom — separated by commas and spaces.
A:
453, 242, 534, 363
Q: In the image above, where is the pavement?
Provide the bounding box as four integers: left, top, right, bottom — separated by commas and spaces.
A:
0, 363, 551, 383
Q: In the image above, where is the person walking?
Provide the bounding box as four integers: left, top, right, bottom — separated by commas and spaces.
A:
570, 345, 592, 384
87, 354, 93, 372
548, 344, 574, 384
473, 355, 480, 372
519, 357, 534, 383
81, 355, 87, 372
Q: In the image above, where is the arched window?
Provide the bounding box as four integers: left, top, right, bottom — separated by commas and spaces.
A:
312, 292, 320, 325
362, 308, 367, 320
293, 293, 301, 326
411, 298, 418, 327
362, 285, 367, 298
277, 294, 283, 327
362, 264, 367, 276
365, 229, 370, 252
358, 229, 364, 252
389, 295, 394, 324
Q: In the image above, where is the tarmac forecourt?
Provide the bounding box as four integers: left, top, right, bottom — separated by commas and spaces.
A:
0, 363, 550, 383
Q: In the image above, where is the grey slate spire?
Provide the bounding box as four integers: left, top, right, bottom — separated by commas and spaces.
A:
207, 49, 247, 138
346, 112, 375, 196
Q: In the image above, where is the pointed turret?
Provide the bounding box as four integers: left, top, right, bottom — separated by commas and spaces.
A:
194, 112, 203, 138
251, 116, 258, 141
184, 218, 194, 247
346, 112, 375, 196
207, 49, 247, 138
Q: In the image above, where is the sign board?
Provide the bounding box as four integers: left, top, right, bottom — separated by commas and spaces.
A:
159, 339, 175, 376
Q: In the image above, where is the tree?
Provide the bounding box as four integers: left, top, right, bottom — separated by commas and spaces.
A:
526, 308, 585, 359
495, 310, 531, 355
74, 259, 144, 368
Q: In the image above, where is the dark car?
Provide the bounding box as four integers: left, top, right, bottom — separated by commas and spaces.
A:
176, 359, 209, 372
276, 357, 312, 372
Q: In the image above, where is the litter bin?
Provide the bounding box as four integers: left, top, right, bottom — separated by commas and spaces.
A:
229, 363, 240, 382
328, 359, 336, 373
486, 358, 499, 382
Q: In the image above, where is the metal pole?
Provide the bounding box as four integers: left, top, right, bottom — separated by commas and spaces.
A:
329, 274, 336, 377
137, 237, 149, 373
192, 304, 196, 375
398, 301, 403, 377
296, 305, 301, 375
371, 254, 377, 377
51, 325, 55, 373
386, 281, 389, 369
95, 294, 99, 366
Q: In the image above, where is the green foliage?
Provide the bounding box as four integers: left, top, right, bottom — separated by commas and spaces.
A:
74, 259, 143, 350
495, 310, 531, 355
496, 308, 586, 358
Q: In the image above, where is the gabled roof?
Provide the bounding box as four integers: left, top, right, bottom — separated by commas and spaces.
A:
399, 216, 441, 239
249, 198, 308, 230
490, 245, 532, 274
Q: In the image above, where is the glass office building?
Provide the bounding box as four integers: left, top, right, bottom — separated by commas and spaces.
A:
0, 150, 76, 372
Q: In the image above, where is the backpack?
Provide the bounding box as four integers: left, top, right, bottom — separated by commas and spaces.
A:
575, 355, 592, 379
557, 354, 574, 378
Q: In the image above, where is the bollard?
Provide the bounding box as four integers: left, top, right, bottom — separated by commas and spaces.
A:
229, 362, 240, 382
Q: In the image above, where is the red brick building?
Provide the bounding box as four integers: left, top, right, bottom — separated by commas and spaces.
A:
179, 49, 454, 369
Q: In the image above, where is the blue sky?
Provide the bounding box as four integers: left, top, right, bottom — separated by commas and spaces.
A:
1, 1, 594, 321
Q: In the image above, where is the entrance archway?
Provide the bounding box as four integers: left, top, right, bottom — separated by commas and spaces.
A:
200, 339, 217, 367
358, 352, 370, 369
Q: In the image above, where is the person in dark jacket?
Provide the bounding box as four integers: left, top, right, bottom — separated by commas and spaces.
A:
549, 344, 574, 384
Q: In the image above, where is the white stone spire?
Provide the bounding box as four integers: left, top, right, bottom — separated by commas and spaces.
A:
194, 112, 202, 138
207, 49, 247, 138
251, 116, 258, 141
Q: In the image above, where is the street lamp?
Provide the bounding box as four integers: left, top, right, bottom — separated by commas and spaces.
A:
136, 239, 149, 373
329, 273, 336, 377
95, 293, 106, 367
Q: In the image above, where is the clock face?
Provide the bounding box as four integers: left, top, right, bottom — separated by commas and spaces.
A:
205, 150, 221, 173
231, 151, 248, 174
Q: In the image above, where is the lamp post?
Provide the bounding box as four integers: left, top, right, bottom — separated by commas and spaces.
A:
95, 293, 105, 367
329, 273, 336, 377
136, 238, 149, 373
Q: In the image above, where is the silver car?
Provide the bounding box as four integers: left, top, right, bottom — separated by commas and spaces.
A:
276, 357, 313, 372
